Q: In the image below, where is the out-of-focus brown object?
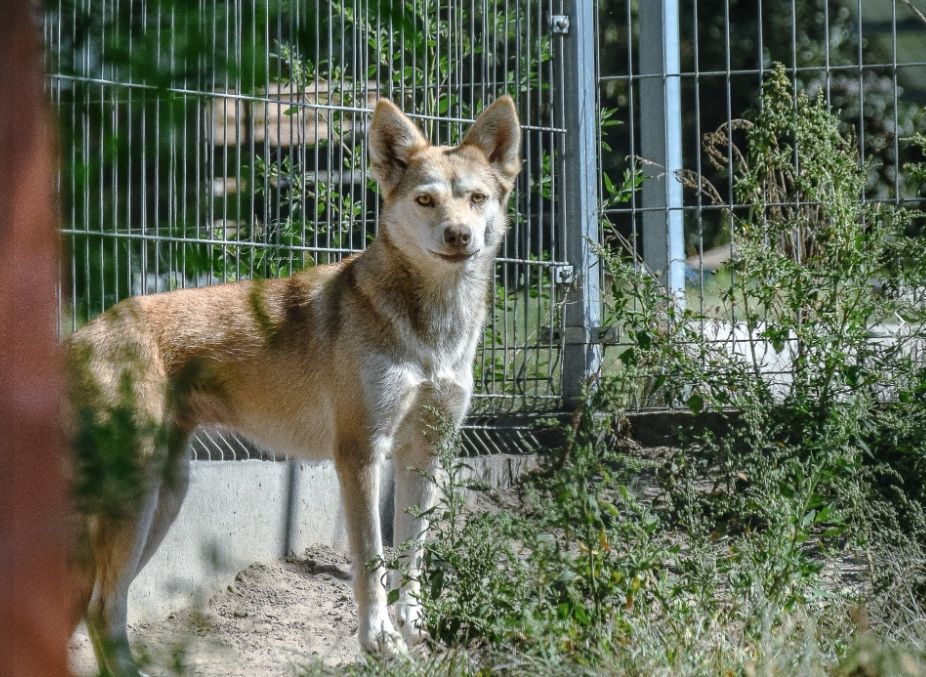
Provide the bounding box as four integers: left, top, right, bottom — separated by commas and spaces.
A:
0, 3, 73, 676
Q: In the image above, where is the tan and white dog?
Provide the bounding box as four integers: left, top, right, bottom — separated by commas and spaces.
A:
66, 96, 520, 674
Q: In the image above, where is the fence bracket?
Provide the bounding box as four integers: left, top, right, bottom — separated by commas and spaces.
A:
551, 15, 570, 34
555, 264, 574, 284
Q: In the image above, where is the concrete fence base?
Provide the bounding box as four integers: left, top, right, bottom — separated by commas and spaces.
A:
128, 454, 535, 623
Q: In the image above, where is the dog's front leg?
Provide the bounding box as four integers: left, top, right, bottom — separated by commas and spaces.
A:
392, 433, 440, 647
334, 436, 405, 655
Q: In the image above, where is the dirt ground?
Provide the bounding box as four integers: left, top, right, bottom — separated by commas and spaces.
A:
68, 455, 536, 676
69, 545, 362, 676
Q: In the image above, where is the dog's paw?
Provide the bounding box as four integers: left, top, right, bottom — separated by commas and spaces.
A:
359, 609, 408, 657
395, 601, 430, 647
365, 628, 408, 657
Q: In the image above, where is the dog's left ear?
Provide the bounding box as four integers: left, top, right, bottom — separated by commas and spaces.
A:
461, 96, 521, 182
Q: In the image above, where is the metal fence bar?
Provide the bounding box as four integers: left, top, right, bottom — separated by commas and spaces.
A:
559, 0, 602, 407
638, 0, 685, 305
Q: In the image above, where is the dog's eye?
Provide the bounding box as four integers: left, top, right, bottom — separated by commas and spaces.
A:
415, 194, 433, 207
471, 192, 487, 205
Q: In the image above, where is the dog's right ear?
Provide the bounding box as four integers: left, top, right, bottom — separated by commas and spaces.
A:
369, 100, 428, 191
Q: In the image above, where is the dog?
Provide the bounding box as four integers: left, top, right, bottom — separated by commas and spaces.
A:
65, 96, 521, 674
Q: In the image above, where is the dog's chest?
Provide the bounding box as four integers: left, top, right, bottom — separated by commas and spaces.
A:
372, 327, 476, 427
406, 319, 477, 385
400, 338, 472, 395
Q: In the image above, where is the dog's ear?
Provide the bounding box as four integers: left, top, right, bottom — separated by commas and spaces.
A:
369, 99, 428, 191
461, 96, 521, 182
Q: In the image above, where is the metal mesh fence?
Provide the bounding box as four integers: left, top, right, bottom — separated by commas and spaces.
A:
46, 1, 573, 457
596, 0, 926, 409
46, 1, 925, 453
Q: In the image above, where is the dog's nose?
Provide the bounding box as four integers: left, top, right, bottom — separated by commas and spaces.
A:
443, 225, 472, 249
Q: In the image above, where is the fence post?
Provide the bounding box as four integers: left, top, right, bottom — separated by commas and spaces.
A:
559, 0, 603, 408
639, 0, 686, 305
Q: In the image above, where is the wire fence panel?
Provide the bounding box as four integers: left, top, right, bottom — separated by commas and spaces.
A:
47, 1, 571, 456
47, 1, 923, 450
595, 0, 926, 410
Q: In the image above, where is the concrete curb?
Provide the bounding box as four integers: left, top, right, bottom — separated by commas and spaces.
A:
128, 454, 535, 623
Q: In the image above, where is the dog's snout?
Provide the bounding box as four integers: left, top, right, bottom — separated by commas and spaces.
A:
443, 225, 472, 249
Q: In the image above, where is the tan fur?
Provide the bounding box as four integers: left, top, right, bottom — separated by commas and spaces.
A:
68, 96, 521, 674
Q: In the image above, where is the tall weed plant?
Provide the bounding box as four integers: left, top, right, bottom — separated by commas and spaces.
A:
669, 64, 926, 610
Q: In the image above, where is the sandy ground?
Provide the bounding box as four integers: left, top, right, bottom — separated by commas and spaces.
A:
68, 456, 535, 676
69, 545, 362, 676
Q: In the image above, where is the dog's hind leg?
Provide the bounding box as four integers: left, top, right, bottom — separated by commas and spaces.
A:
133, 448, 191, 577
87, 431, 191, 676
335, 435, 406, 655
86, 483, 160, 677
